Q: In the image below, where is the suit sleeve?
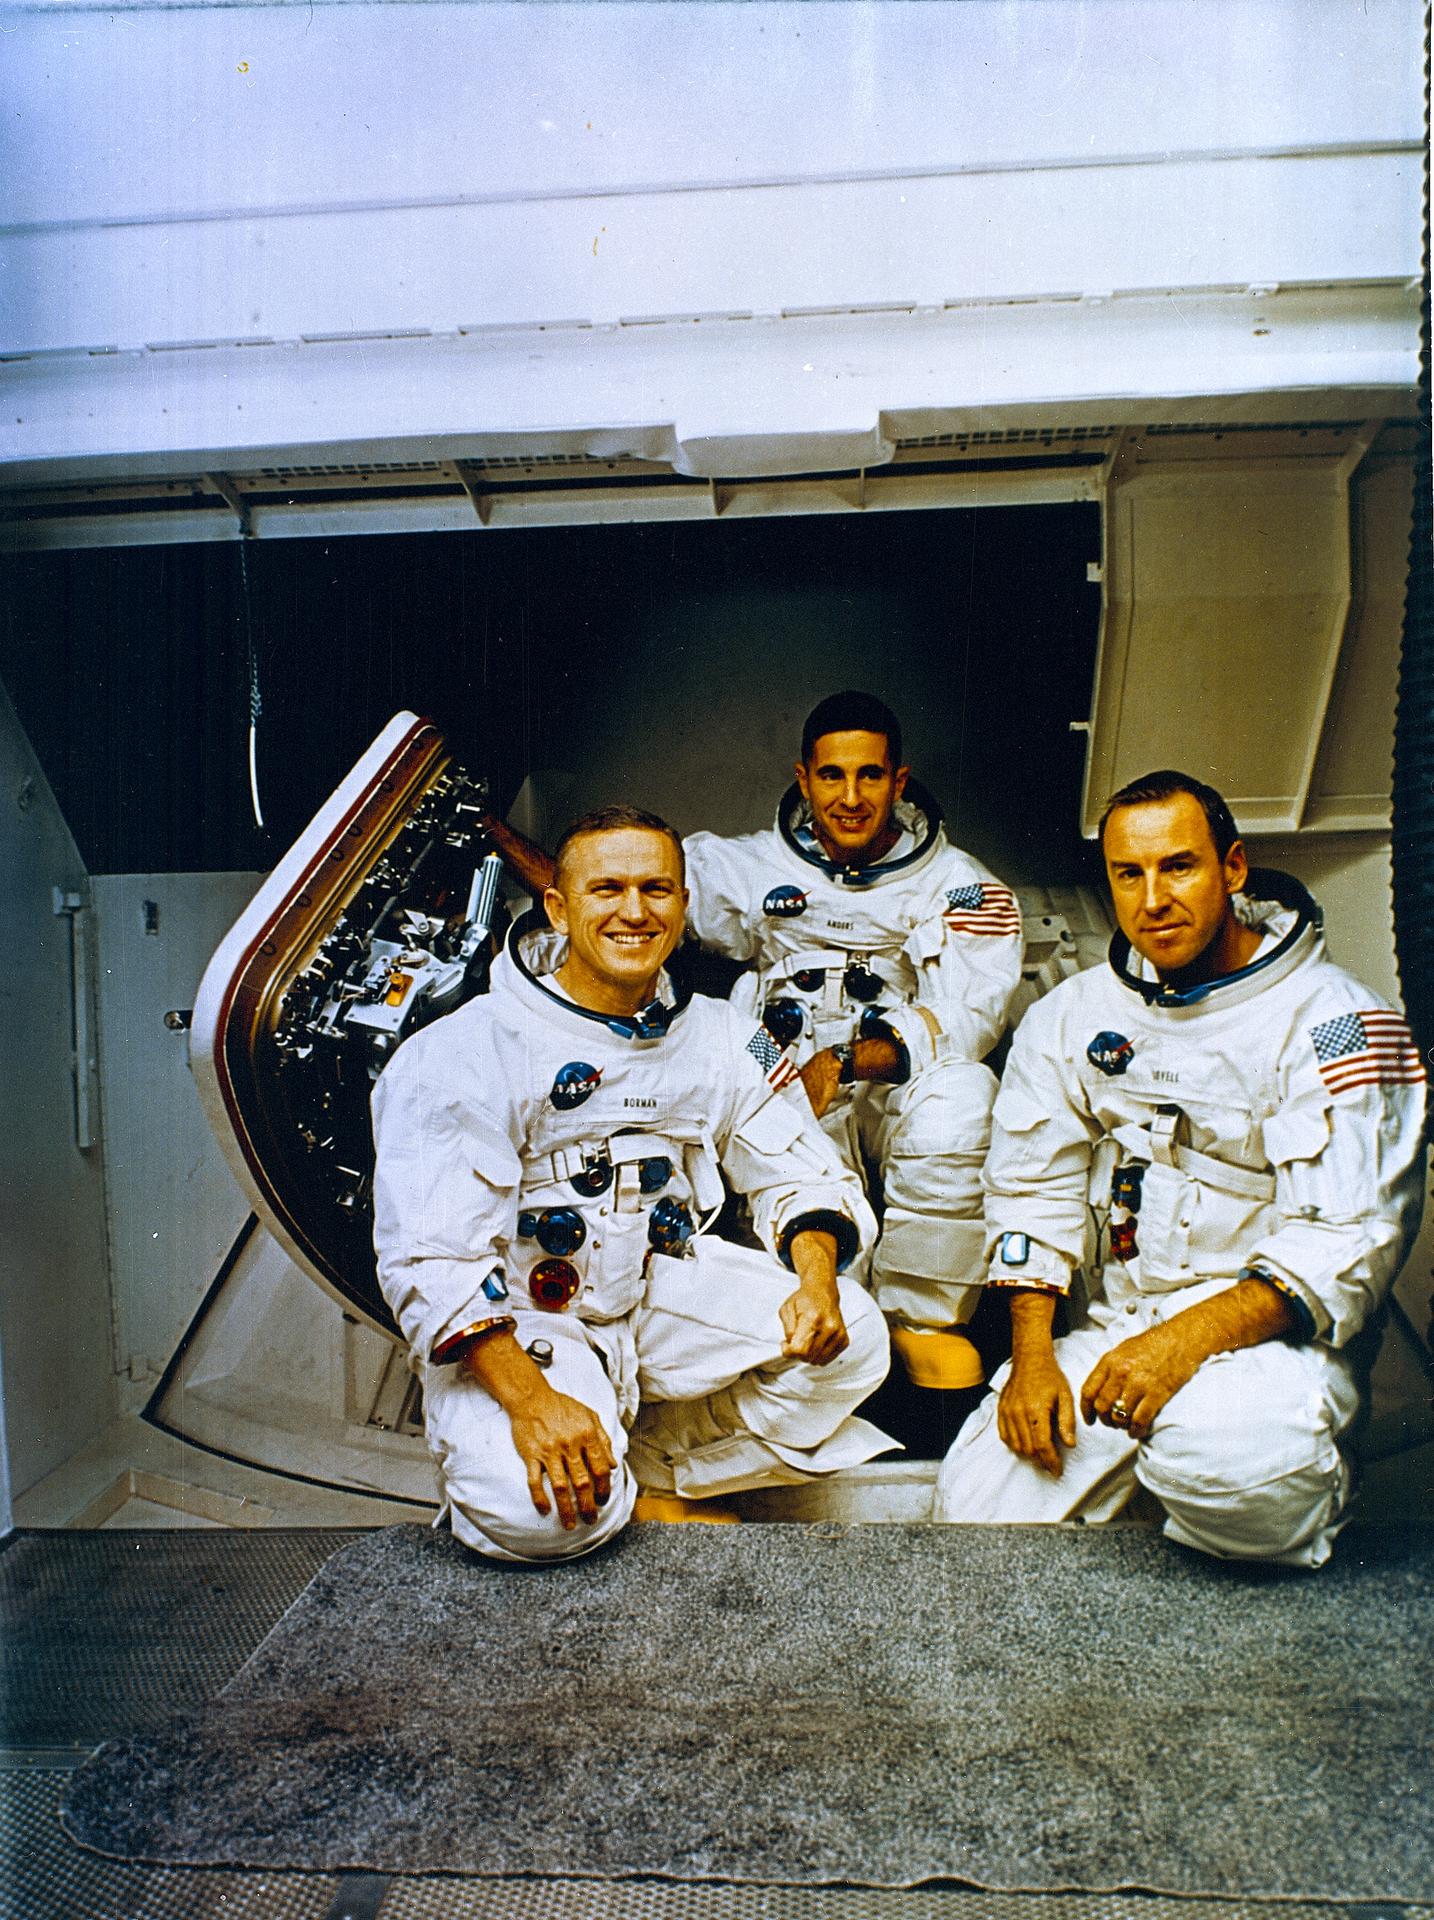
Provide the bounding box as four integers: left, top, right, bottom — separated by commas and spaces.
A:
371, 1027, 524, 1361
682, 831, 761, 962
980, 997, 1101, 1292
1245, 1006, 1427, 1346
714, 1016, 877, 1272
896, 868, 1023, 1068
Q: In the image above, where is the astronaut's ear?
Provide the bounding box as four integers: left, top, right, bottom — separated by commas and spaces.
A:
893, 764, 910, 801
543, 884, 569, 934
793, 760, 812, 801
1223, 838, 1249, 893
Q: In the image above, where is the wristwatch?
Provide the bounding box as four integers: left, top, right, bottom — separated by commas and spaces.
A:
1238, 1265, 1316, 1341
831, 1042, 856, 1086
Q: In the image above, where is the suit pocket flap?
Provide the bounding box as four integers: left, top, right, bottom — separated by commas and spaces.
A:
993, 1086, 1048, 1135
905, 918, 945, 965
1262, 1099, 1332, 1166
734, 1092, 804, 1157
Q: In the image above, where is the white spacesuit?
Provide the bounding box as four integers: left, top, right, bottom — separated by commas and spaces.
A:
685, 781, 1023, 1331
933, 872, 1427, 1566
372, 917, 890, 1563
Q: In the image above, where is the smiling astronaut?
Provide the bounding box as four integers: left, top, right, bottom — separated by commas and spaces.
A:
934, 770, 1427, 1566
371, 805, 891, 1561
682, 691, 1024, 1391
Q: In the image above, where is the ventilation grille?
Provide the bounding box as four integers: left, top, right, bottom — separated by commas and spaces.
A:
896, 420, 1371, 450
897, 426, 1119, 448
1142, 419, 1365, 436
257, 461, 446, 479
252, 453, 642, 480
468, 452, 641, 469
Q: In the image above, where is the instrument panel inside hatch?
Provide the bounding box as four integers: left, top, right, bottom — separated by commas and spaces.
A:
193, 714, 508, 1338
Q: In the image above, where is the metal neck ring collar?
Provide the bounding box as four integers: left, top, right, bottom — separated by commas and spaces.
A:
777, 776, 943, 886
507, 907, 688, 1039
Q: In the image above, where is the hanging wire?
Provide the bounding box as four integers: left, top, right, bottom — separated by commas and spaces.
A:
238, 536, 265, 830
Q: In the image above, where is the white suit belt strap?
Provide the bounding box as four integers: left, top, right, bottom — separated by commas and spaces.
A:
545, 1131, 686, 1182
544, 1130, 725, 1211
609, 1133, 683, 1168
1176, 1145, 1276, 1203
1110, 1122, 1276, 1203
686, 1131, 726, 1213
773, 948, 865, 978
771, 947, 896, 1018
1147, 1107, 1183, 1165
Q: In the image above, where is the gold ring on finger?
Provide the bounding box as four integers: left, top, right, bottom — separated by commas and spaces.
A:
1110, 1399, 1132, 1426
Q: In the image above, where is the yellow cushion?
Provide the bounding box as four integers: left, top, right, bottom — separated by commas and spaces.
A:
632, 1492, 742, 1525
889, 1324, 985, 1391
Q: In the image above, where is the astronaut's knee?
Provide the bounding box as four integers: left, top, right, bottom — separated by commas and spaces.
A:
881, 1152, 984, 1218
882, 1060, 995, 1222
451, 1501, 587, 1564
888, 1058, 998, 1163
1138, 1455, 1350, 1566
448, 1467, 636, 1564
432, 1390, 634, 1564
1138, 1392, 1351, 1566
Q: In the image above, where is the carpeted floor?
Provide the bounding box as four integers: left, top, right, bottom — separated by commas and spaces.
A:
61, 1521, 1434, 1899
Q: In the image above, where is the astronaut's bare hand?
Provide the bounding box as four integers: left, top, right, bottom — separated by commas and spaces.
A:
780, 1281, 849, 1367
1080, 1324, 1201, 1440
799, 1050, 843, 1120
997, 1354, 1076, 1476
508, 1392, 615, 1528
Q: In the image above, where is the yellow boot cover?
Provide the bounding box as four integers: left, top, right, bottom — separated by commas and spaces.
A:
889, 1324, 985, 1391
631, 1491, 742, 1526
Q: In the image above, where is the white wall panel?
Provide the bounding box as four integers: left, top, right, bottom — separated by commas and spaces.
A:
1246, 835, 1399, 1004
92, 872, 264, 1380
0, 681, 114, 1496
1, 0, 1419, 226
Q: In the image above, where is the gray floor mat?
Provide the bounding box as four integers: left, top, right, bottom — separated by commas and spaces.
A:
1, 1530, 368, 1744
59, 1521, 1434, 1899
12, 1773, 1433, 1920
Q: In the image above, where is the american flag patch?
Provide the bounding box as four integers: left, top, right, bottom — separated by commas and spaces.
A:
943, 884, 1022, 937
746, 1026, 800, 1090
1309, 1010, 1425, 1096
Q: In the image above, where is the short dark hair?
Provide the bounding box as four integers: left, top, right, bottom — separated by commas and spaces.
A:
800, 691, 903, 768
552, 804, 686, 888
1098, 769, 1241, 861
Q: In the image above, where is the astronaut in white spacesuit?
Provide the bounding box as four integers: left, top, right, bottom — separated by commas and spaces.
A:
681, 692, 1023, 1391
934, 770, 1427, 1566
372, 806, 890, 1563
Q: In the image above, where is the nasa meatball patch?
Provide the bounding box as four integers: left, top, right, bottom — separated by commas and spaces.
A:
1087, 1030, 1135, 1076
763, 884, 809, 918
550, 1061, 603, 1110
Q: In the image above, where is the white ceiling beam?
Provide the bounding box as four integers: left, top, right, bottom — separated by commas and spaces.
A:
2, 287, 1416, 489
